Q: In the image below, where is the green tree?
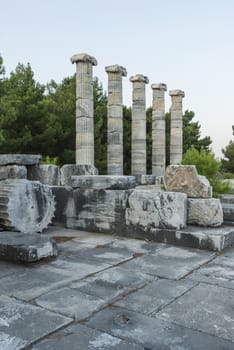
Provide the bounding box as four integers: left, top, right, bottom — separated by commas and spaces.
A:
123, 106, 132, 174
165, 110, 212, 165
0, 62, 49, 154
182, 147, 231, 197
45, 75, 76, 164
221, 126, 234, 174
93, 77, 107, 174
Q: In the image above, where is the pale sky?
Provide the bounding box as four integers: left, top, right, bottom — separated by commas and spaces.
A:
1, 0, 234, 157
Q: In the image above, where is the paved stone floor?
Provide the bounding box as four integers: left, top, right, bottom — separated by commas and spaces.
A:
0, 226, 234, 350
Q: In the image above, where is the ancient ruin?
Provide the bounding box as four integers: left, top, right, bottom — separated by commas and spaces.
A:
71, 53, 97, 166
0, 52, 233, 266
105, 65, 127, 175
130, 74, 149, 176
169, 89, 185, 165
151, 83, 167, 176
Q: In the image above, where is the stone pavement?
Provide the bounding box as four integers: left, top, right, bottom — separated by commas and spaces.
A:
0, 226, 233, 350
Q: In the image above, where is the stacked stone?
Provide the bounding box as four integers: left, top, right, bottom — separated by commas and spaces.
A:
130, 74, 149, 176
105, 65, 127, 175
165, 165, 223, 227
0, 155, 55, 233
169, 90, 185, 165
71, 53, 97, 166
151, 83, 167, 176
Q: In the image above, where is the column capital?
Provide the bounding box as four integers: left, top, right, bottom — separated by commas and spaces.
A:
105, 65, 127, 77
169, 89, 185, 97
151, 83, 167, 91
71, 53, 97, 66
130, 74, 149, 84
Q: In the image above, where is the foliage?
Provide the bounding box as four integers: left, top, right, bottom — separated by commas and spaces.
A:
42, 155, 59, 166
123, 106, 132, 174
221, 125, 234, 174
182, 147, 231, 196
93, 77, 107, 174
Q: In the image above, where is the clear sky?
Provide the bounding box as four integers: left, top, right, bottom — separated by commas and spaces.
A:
1, 0, 234, 157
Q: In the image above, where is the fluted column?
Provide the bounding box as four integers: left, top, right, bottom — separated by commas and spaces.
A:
71, 53, 97, 165
130, 74, 149, 175
105, 65, 127, 175
169, 90, 185, 165
151, 83, 167, 176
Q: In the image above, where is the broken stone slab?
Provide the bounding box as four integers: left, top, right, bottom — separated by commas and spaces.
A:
71, 175, 136, 190
0, 231, 57, 262
51, 186, 76, 228
0, 165, 27, 180
0, 179, 55, 233
187, 198, 223, 227
27, 164, 60, 186
74, 189, 132, 233
60, 164, 98, 186
126, 190, 187, 231
0, 154, 41, 165
165, 165, 212, 198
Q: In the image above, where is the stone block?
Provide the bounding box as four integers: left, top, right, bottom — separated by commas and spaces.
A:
0, 154, 41, 165
0, 232, 57, 262
219, 194, 234, 224
27, 164, 60, 185
71, 175, 136, 190
187, 198, 223, 227
74, 189, 132, 233
51, 186, 76, 228
135, 174, 156, 185
0, 165, 27, 180
165, 165, 212, 198
60, 164, 98, 186
0, 179, 55, 233
126, 190, 187, 231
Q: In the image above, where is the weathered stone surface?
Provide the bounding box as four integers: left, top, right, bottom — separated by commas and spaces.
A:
71, 53, 97, 166
32, 323, 143, 350
121, 245, 214, 280
0, 154, 41, 165
27, 164, 60, 185
135, 174, 156, 185
71, 266, 155, 302
219, 194, 234, 224
130, 74, 149, 175
60, 164, 98, 186
0, 179, 55, 233
71, 175, 136, 190
74, 189, 132, 233
86, 305, 234, 350
115, 279, 196, 315
71, 53, 97, 65
36, 287, 107, 320
188, 198, 223, 227
0, 232, 57, 262
151, 83, 167, 176
0, 295, 71, 348
157, 283, 234, 342
51, 186, 76, 228
169, 90, 185, 165
106, 65, 127, 175
126, 190, 187, 231
165, 165, 212, 198
0, 165, 27, 180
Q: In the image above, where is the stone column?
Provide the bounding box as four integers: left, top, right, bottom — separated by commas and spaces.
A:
169, 90, 185, 165
151, 83, 167, 176
105, 65, 127, 175
130, 74, 149, 175
71, 53, 97, 166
